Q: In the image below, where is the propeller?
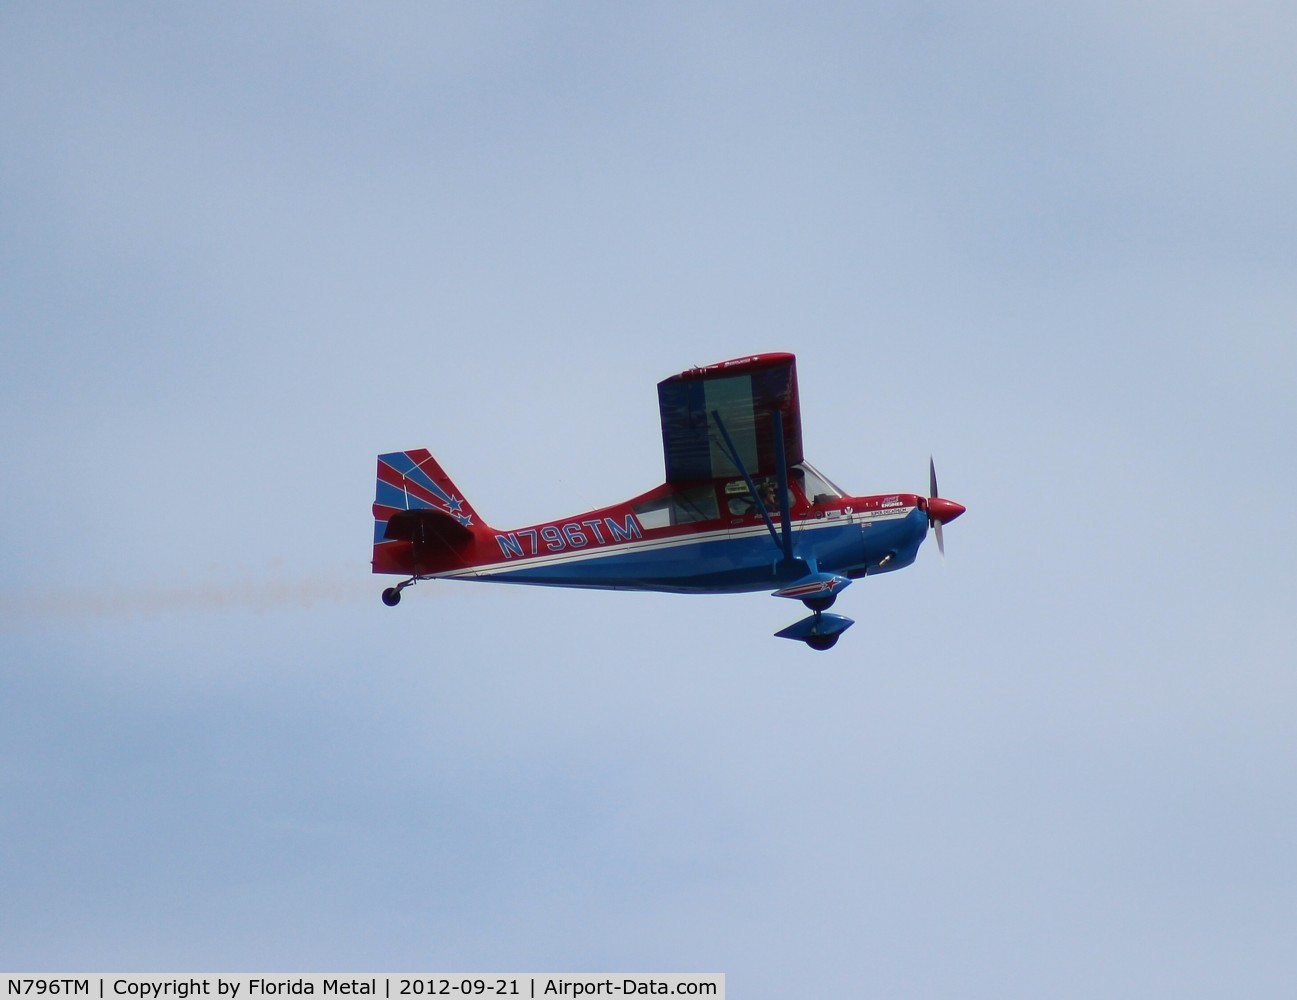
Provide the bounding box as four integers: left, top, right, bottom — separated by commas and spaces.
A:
926, 456, 966, 556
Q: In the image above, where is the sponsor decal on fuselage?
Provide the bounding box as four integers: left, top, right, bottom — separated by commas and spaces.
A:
858, 505, 915, 520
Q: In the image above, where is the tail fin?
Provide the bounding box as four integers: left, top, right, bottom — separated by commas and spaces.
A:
372, 449, 487, 575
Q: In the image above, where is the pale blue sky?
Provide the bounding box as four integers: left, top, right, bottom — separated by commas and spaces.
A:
3, 3, 1294, 995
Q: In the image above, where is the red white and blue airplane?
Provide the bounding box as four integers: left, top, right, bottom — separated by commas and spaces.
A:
372, 352, 964, 650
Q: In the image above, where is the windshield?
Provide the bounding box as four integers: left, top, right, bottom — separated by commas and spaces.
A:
796, 461, 845, 502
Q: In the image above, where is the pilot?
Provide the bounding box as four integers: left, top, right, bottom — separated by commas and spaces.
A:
790, 466, 808, 504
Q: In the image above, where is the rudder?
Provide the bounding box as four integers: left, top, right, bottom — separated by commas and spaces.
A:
372, 449, 486, 575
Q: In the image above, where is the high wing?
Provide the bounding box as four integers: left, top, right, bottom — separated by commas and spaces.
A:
656, 352, 803, 483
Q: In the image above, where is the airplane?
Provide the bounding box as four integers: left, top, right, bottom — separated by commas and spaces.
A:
371, 352, 965, 650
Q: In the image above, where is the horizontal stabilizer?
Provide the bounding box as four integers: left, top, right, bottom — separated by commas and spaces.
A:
383, 508, 473, 547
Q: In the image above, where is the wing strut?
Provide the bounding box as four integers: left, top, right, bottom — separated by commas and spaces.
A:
710, 409, 796, 567
771, 408, 795, 565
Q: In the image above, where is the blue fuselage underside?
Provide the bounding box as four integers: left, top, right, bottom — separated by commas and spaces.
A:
462, 509, 929, 594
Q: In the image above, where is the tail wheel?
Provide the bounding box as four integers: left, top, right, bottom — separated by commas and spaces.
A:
381, 587, 402, 607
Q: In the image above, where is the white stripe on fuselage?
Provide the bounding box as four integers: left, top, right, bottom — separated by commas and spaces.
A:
437, 506, 916, 581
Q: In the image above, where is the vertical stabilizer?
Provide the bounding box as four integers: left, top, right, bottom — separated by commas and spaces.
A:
372, 450, 486, 575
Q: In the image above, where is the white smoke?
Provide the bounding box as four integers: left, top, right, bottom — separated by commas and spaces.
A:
0, 571, 380, 627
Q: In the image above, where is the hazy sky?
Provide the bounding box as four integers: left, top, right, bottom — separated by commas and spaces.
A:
3, 3, 1294, 995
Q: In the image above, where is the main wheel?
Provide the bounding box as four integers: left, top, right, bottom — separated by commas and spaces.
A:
381, 587, 402, 607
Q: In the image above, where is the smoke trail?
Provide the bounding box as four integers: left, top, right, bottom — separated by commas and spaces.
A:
0, 571, 384, 628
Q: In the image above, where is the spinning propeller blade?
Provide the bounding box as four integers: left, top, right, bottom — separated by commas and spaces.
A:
926, 456, 965, 556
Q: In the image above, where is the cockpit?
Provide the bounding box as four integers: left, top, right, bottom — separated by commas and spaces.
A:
796, 461, 845, 505
722, 462, 845, 517
631, 462, 848, 530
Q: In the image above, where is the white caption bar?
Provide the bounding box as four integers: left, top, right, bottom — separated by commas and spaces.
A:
4, 976, 724, 1000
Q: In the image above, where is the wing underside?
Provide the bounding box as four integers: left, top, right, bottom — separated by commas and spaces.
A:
656, 353, 802, 483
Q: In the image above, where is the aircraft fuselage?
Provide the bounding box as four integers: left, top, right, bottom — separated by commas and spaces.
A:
376, 476, 931, 595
